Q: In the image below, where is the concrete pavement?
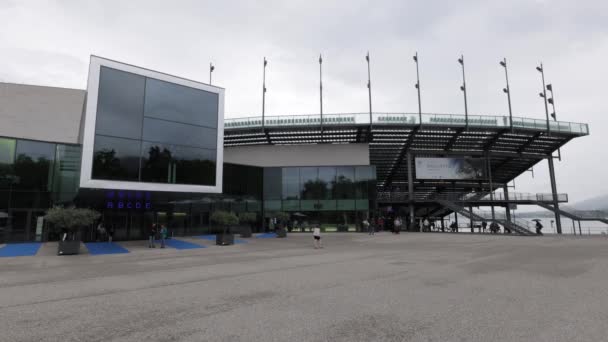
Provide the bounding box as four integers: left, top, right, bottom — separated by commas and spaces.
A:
1, 233, 608, 341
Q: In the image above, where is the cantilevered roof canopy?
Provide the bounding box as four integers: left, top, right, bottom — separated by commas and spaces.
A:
223, 112, 588, 200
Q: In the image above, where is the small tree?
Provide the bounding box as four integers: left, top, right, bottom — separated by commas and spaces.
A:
274, 211, 290, 223
210, 211, 239, 235
239, 212, 257, 227
45, 206, 100, 241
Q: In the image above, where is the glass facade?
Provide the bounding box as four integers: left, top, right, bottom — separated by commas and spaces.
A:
92, 66, 219, 186
263, 165, 376, 232
1, 134, 377, 242
0, 137, 81, 243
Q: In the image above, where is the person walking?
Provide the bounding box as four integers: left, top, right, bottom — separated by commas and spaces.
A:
160, 224, 168, 248
366, 218, 375, 235
107, 223, 114, 243
481, 221, 488, 234
96, 221, 106, 242
535, 221, 544, 235
312, 225, 323, 249
148, 223, 157, 248
423, 218, 430, 232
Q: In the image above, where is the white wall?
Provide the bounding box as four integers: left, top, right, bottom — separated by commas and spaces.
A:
224, 143, 370, 167
0, 82, 85, 144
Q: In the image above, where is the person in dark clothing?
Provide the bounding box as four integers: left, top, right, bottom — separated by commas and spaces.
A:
481, 221, 488, 233
535, 221, 543, 235
148, 224, 157, 248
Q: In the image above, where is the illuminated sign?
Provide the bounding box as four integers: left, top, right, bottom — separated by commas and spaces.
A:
105, 190, 152, 210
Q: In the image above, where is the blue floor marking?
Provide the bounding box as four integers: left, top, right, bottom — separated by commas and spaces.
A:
85, 242, 130, 255
0, 242, 42, 257
157, 239, 205, 249
255, 233, 278, 238
193, 235, 247, 244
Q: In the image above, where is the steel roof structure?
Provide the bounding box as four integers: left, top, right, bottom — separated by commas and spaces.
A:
224, 112, 588, 201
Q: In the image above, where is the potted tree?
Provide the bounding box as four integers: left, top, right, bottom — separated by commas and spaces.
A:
274, 211, 290, 238
239, 212, 257, 238
45, 206, 100, 255
211, 210, 239, 246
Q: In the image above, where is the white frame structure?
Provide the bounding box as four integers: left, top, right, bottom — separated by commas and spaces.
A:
80, 55, 224, 193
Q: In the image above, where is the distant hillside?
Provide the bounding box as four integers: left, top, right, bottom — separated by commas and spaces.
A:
572, 194, 608, 211
517, 194, 608, 218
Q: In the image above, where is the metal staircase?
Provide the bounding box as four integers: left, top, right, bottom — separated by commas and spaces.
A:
436, 199, 536, 236
536, 203, 608, 225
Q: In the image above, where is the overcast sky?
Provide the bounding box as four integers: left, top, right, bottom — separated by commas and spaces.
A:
0, 0, 606, 204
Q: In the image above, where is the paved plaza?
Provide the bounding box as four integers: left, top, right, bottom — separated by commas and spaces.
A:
1, 233, 608, 341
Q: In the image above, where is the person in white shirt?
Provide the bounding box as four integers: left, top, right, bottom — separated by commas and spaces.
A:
313, 226, 322, 249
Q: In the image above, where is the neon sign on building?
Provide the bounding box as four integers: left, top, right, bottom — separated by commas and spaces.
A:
105, 190, 152, 210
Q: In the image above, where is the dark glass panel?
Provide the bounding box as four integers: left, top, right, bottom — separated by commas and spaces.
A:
318, 167, 336, 200
14, 140, 56, 191
52, 144, 81, 203
0, 138, 16, 189
223, 163, 262, 198
95, 67, 146, 139
142, 117, 217, 149
140, 142, 216, 186
355, 166, 374, 199
92, 135, 141, 181
300, 167, 318, 200
282, 168, 300, 200
173, 146, 216, 186
263, 168, 282, 200
334, 167, 355, 199
144, 78, 219, 128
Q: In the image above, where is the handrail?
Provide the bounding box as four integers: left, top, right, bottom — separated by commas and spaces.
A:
376, 191, 568, 203
224, 112, 589, 136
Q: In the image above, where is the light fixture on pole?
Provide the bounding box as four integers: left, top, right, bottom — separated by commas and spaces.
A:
536, 64, 551, 134
366, 51, 373, 140
458, 55, 469, 127
319, 54, 324, 142
546, 83, 561, 160
262, 57, 268, 131
413, 52, 422, 125
500, 58, 513, 131
209, 63, 215, 85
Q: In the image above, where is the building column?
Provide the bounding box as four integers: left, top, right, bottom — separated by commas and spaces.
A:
486, 154, 495, 220
547, 156, 563, 234
469, 205, 474, 232
503, 185, 512, 223
407, 151, 415, 231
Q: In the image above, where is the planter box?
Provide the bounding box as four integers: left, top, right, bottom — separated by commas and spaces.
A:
58, 240, 80, 255
276, 227, 287, 238
216, 233, 235, 246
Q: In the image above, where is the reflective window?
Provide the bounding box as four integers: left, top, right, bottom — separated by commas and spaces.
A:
282, 168, 300, 200
52, 144, 81, 203
263, 168, 282, 200
334, 167, 355, 199
144, 78, 218, 128
95, 67, 145, 139
0, 138, 16, 189
355, 166, 374, 199
14, 140, 56, 191
92, 135, 141, 181
318, 167, 336, 200
300, 167, 318, 200
142, 118, 217, 149
140, 142, 216, 186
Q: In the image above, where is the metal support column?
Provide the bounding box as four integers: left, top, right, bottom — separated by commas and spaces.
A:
547, 156, 563, 234
578, 221, 582, 235
407, 151, 415, 231
503, 185, 512, 223
486, 154, 495, 220
469, 205, 474, 232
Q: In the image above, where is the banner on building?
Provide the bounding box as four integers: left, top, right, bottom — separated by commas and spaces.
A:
415, 157, 485, 180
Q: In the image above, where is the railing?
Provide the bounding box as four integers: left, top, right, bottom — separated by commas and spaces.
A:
376, 191, 568, 203
224, 112, 589, 136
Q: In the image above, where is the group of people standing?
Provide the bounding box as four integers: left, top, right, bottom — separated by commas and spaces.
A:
147, 223, 169, 248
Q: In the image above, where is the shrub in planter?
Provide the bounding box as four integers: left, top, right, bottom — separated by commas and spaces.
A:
45, 206, 100, 255
211, 211, 239, 246
239, 212, 256, 238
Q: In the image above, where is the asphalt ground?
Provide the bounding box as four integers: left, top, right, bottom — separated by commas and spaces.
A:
1, 232, 608, 342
